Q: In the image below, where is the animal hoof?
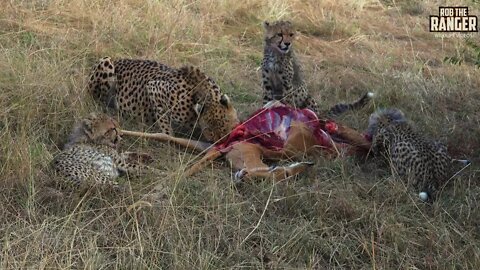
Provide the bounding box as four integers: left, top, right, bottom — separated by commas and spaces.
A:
268, 165, 278, 171
124, 152, 154, 164
288, 161, 314, 168
234, 169, 247, 183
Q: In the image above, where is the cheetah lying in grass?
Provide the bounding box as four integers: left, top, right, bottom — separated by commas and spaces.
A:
51, 113, 157, 188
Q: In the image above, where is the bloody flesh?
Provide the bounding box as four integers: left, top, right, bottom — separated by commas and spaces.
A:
214, 105, 343, 153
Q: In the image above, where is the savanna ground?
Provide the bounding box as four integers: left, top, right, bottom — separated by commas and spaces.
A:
1, 0, 480, 268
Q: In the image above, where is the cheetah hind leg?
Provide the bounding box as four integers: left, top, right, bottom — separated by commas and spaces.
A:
420, 159, 472, 202
88, 57, 117, 109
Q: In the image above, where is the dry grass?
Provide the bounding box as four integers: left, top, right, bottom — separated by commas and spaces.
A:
1, 0, 480, 268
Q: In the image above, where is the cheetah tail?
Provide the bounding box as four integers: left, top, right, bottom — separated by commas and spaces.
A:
448, 159, 472, 181
452, 159, 471, 166
326, 92, 374, 117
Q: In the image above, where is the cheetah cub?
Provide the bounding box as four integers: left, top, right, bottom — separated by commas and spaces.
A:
52, 113, 155, 187
261, 20, 372, 117
261, 20, 319, 112
366, 108, 470, 201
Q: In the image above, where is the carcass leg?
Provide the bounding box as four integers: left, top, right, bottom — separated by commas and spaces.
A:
120, 129, 212, 152
334, 123, 371, 151
226, 143, 313, 182
326, 122, 372, 156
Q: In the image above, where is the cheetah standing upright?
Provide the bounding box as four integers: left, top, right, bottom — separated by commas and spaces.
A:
261, 20, 372, 116
88, 58, 239, 142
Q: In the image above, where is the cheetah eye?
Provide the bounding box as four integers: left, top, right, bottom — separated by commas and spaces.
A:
277, 33, 282, 37
289, 33, 294, 37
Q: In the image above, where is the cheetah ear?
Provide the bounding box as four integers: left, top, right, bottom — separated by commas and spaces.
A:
180, 66, 203, 81
82, 113, 98, 140
179, 65, 199, 76
194, 103, 205, 116
220, 94, 231, 108
180, 65, 208, 92
263, 21, 270, 29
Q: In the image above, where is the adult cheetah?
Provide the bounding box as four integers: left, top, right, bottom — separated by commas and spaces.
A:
88, 57, 239, 142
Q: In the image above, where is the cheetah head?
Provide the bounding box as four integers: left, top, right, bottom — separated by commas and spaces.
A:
263, 20, 296, 54
65, 113, 121, 149
194, 94, 239, 143
180, 66, 239, 142
365, 108, 407, 140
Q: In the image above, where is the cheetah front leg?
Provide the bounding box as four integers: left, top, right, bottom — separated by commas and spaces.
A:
262, 76, 275, 105
145, 81, 175, 135
303, 95, 320, 115
116, 152, 162, 177
262, 67, 286, 104
151, 107, 174, 135
371, 131, 387, 157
